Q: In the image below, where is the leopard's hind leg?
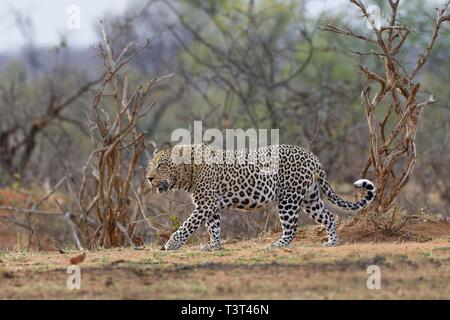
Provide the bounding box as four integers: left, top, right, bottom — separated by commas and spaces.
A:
268, 198, 301, 248
301, 183, 338, 246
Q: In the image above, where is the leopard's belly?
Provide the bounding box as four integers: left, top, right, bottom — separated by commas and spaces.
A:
218, 164, 278, 210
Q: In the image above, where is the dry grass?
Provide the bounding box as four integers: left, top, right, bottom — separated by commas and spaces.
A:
1, 227, 449, 299
1, 187, 450, 299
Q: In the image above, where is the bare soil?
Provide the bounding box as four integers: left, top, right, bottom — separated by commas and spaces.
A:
1, 224, 449, 299
1, 187, 450, 299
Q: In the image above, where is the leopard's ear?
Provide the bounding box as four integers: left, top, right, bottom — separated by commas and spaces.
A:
159, 141, 173, 151
153, 141, 173, 156
200, 141, 214, 149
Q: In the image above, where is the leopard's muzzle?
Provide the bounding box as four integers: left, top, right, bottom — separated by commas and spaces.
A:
157, 180, 171, 193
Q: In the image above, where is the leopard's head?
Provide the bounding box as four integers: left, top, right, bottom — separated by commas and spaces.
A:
146, 145, 197, 193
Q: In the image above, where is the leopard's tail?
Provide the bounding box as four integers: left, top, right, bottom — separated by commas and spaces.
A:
316, 167, 376, 211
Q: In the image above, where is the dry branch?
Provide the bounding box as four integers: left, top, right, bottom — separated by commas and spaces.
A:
78, 23, 172, 249
323, 0, 450, 216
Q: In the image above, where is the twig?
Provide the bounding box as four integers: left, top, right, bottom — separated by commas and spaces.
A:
55, 199, 84, 251
0, 206, 64, 216
31, 173, 73, 211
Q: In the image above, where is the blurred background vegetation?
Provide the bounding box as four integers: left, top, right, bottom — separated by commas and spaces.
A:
0, 0, 449, 250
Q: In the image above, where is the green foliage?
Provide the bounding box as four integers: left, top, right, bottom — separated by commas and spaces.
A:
169, 214, 182, 231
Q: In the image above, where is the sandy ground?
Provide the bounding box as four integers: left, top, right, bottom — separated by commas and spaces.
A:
1, 231, 449, 299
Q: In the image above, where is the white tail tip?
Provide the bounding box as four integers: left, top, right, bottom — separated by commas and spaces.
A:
354, 179, 373, 188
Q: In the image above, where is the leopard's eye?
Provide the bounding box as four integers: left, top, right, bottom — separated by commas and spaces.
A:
157, 160, 167, 167
156, 160, 167, 174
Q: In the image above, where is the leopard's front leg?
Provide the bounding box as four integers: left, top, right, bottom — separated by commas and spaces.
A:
164, 202, 217, 250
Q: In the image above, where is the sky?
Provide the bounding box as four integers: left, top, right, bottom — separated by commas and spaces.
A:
0, 0, 128, 53
0, 0, 346, 54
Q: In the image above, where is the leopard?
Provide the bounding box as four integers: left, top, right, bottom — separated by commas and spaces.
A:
146, 144, 375, 250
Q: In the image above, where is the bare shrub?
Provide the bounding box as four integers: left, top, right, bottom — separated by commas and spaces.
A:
322, 0, 450, 219
78, 24, 172, 249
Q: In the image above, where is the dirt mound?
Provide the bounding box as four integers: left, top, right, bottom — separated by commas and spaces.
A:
297, 215, 450, 244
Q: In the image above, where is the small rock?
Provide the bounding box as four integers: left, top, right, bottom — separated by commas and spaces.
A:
1, 271, 14, 279
105, 277, 114, 287
69, 252, 86, 265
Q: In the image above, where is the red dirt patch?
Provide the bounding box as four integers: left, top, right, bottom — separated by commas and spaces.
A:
0, 187, 66, 251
